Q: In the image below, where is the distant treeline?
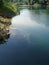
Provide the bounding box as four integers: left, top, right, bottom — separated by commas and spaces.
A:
30, 0, 49, 9
0, 0, 49, 9
5, 0, 49, 5
5, 0, 49, 8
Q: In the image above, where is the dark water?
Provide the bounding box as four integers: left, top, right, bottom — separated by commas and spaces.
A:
0, 7, 49, 65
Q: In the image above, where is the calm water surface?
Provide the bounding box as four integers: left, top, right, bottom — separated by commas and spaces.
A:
0, 7, 49, 65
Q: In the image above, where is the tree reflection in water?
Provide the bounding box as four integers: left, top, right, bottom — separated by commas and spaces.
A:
0, 22, 10, 44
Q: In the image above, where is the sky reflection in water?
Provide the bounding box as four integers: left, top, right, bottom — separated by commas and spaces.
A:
11, 9, 49, 49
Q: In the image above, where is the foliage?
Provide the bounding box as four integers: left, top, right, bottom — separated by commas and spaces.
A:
0, 0, 18, 18
33, 3, 41, 9
0, 0, 3, 8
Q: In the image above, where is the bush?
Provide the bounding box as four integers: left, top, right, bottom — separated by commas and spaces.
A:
33, 3, 41, 9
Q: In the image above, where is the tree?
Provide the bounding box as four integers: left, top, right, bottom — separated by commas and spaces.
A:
0, 0, 3, 8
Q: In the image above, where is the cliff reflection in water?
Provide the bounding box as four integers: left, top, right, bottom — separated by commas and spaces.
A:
0, 22, 10, 44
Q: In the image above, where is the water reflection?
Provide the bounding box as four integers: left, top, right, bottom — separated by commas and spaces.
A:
11, 9, 49, 49
28, 9, 49, 27
12, 9, 49, 28
0, 22, 10, 44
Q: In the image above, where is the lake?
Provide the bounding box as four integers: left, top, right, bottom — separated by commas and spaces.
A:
0, 6, 49, 65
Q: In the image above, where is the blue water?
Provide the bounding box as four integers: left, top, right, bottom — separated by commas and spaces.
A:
0, 8, 49, 65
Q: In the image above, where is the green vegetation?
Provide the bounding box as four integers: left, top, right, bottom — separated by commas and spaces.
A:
33, 3, 41, 9
8, 0, 49, 9
0, 0, 19, 18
